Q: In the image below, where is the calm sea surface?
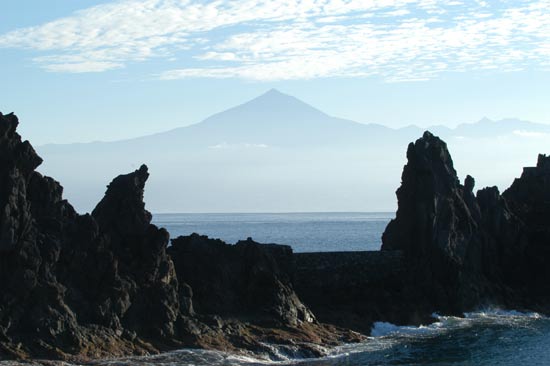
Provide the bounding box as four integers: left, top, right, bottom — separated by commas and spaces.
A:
152, 212, 393, 252
9, 213, 544, 365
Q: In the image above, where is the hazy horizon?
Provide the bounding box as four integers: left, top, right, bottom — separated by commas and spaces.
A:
31, 89, 550, 214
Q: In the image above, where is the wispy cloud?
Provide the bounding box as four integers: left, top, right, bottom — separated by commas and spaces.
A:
0, 0, 548, 81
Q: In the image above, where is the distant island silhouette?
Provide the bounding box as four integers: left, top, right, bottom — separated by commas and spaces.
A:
36, 89, 550, 213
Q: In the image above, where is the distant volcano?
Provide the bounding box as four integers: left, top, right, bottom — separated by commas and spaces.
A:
35, 90, 550, 213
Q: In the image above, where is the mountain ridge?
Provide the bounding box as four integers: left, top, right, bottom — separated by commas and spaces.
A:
31, 89, 550, 213
37, 89, 549, 148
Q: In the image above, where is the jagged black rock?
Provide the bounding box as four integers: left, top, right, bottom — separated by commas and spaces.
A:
0, 112, 356, 361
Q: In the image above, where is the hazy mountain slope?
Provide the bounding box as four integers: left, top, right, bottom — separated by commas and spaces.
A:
428, 117, 550, 138
40, 89, 399, 151
35, 90, 550, 213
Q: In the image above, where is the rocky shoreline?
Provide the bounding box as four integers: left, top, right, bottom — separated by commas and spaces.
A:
1, 112, 549, 362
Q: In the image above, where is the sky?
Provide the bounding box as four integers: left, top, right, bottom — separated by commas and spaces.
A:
0, 0, 549, 145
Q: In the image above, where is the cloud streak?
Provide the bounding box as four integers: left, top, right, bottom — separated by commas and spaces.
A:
0, 0, 548, 81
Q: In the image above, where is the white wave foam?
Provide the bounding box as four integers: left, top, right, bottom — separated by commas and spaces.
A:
464, 308, 543, 319
370, 308, 545, 341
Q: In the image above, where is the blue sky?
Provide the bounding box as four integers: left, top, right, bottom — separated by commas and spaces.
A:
0, 0, 549, 145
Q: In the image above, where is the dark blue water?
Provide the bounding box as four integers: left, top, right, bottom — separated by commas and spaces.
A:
152, 212, 393, 252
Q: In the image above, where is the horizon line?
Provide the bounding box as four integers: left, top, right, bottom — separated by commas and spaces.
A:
151, 210, 396, 216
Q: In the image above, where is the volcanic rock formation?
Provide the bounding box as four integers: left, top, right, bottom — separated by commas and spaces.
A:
381, 131, 536, 315
503, 154, 550, 308
295, 131, 550, 333
169, 234, 315, 326
0, 112, 186, 358
0, 112, 346, 361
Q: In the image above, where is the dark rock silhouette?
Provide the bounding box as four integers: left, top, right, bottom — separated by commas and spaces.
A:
296, 131, 548, 334
381, 131, 538, 316
0, 112, 83, 359
90, 164, 181, 339
293, 251, 423, 334
169, 234, 314, 327
289, 130, 550, 343
0, 112, 358, 361
503, 154, 550, 309
0, 112, 186, 359
381, 131, 489, 314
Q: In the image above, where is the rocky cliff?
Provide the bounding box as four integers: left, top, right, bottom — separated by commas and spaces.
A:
503, 154, 550, 309
0, 112, 188, 359
0, 112, 357, 361
168, 234, 314, 326
381, 131, 539, 316
293, 131, 550, 335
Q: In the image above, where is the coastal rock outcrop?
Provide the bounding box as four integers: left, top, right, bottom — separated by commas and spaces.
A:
0, 112, 184, 359
90, 164, 180, 338
381, 131, 489, 313
0, 112, 357, 361
169, 234, 315, 327
293, 131, 550, 335
381, 131, 536, 316
0, 112, 82, 359
503, 154, 550, 308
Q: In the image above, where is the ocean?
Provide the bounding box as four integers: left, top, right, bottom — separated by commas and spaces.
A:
152, 212, 393, 252
5, 213, 547, 365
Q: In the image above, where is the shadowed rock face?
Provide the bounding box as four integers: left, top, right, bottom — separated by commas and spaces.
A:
0, 112, 334, 361
381, 131, 533, 315
293, 251, 418, 333
0, 112, 184, 358
293, 131, 550, 333
381, 131, 487, 313
169, 234, 315, 327
503, 154, 550, 305
0, 112, 82, 358
91, 164, 181, 338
